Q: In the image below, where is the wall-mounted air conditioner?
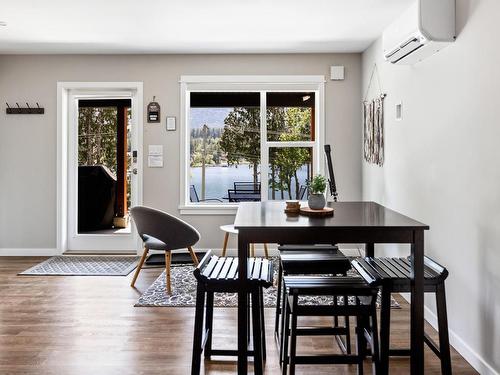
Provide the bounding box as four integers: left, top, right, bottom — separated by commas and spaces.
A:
383, 0, 456, 65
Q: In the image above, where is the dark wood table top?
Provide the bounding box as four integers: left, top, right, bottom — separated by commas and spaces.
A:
234, 201, 429, 230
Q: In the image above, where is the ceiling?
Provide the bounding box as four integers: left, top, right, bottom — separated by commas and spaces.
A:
0, 0, 414, 54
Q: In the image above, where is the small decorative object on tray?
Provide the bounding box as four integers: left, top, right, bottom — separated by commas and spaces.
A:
300, 206, 334, 217
285, 200, 301, 214
306, 174, 327, 210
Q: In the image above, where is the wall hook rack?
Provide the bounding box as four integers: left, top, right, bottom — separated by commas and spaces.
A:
6, 102, 44, 114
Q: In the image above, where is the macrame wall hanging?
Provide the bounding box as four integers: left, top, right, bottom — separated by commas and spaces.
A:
363, 63, 386, 167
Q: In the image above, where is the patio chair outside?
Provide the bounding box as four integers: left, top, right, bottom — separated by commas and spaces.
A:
190, 185, 223, 203
233, 181, 261, 193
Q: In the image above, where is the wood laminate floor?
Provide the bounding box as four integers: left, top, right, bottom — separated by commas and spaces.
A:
0, 257, 477, 374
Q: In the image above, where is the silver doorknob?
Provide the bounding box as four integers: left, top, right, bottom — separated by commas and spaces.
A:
132, 168, 138, 175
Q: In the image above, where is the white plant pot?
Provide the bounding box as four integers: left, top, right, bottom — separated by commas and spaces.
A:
308, 193, 326, 210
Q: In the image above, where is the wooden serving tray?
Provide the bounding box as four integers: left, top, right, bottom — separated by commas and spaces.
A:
299, 206, 334, 217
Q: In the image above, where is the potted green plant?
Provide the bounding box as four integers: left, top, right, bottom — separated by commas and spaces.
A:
307, 174, 327, 210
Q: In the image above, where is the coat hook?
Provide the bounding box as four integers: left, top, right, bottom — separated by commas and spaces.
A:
26, 102, 31, 109
36, 102, 40, 108
16, 103, 21, 109
6, 102, 10, 109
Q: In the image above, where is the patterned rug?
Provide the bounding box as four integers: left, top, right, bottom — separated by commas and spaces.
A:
19, 256, 140, 276
135, 261, 400, 309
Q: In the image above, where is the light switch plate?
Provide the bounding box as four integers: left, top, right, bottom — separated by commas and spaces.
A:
148, 144, 163, 156
166, 116, 176, 131
148, 155, 163, 168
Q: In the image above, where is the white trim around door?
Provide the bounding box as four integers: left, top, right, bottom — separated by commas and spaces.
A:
57, 82, 144, 255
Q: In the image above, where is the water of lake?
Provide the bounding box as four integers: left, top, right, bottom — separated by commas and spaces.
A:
190, 165, 309, 201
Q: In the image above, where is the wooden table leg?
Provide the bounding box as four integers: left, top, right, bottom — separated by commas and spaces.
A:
410, 230, 425, 375
238, 235, 249, 375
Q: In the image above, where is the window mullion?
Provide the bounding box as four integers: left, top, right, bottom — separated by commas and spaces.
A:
260, 91, 268, 201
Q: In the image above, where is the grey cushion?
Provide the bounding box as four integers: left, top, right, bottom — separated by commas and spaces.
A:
143, 234, 168, 250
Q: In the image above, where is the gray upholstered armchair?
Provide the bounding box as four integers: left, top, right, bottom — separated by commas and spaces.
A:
130, 206, 200, 294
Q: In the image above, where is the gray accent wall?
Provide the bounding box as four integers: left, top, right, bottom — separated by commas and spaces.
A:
362, 0, 499, 373
0, 53, 362, 250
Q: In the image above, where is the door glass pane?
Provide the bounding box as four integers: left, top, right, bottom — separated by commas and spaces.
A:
268, 147, 312, 200
189, 92, 261, 203
266, 92, 315, 142
77, 100, 131, 234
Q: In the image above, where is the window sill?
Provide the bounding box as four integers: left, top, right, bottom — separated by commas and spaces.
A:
179, 204, 239, 216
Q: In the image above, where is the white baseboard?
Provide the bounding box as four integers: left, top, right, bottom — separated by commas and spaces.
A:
424, 305, 499, 375
0, 248, 59, 256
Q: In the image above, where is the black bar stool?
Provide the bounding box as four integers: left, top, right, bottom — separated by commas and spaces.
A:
191, 251, 273, 375
281, 275, 380, 375
351, 256, 451, 375
275, 245, 352, 355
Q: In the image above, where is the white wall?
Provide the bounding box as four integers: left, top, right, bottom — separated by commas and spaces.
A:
0, 53, 362, 251
362, 0, 499, 373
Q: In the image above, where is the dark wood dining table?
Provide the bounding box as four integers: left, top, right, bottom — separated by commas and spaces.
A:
234, 201, 429, 375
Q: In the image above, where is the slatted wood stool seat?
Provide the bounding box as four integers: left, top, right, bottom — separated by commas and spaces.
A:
275, 245, 353, 355
191, 251, 273, 375
351, 256, 451, 375
281, 276, 380, 375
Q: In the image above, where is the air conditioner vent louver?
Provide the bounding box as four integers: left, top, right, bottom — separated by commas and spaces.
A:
385, 38, 425, 64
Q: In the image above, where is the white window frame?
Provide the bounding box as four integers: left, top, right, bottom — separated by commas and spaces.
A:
179, 75, 325, 215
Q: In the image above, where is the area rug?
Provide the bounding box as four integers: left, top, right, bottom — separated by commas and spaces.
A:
135, 262, 400, 309
19, 256, 140, 276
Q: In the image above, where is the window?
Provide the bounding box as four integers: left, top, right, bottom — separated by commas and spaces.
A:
180, 76, 324, 213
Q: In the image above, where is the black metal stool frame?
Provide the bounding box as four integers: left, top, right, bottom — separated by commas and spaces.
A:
191, 252, 272, 375
352, 256, 452, 375
274, 245, 353, 358
280, 276, 380, 375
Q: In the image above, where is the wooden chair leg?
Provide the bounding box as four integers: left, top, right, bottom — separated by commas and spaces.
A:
263, 243, 269, 258
436, 283, 452, 375
130, 246, 148, 287
289, 296, 298, 375
379, 286, 392, 375
165, 250, 172, 294
252, 290, 264, 375
221, 232, 229, 257
205, 292, 214, 359
280, 275, 290, 366
281, 295, 290, 375
345, 295, 352, 354
191, 284, 206, 375
188, 246, 199, 266
370, 299, 380, 375
356, 315, 365, 375
259, 287, 267, 361
275, 262, 283, 338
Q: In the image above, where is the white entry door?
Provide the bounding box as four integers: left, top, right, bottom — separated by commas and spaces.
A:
66, 87, 142, 252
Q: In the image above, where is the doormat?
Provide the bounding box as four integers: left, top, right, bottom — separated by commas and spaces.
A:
19, 256, 140, 276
